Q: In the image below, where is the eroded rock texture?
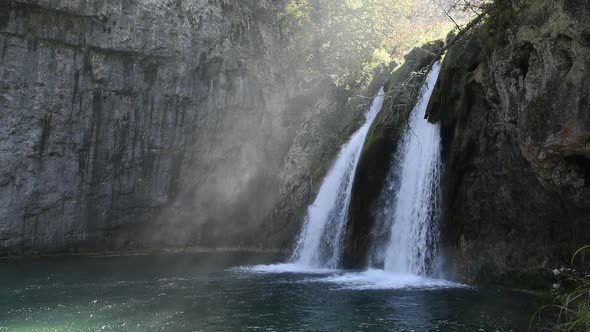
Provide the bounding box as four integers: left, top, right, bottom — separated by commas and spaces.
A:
427, 0, 590, 285
0, 0, 367, 255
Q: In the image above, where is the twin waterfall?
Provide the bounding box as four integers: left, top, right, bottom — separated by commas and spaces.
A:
291, 63, 443, 276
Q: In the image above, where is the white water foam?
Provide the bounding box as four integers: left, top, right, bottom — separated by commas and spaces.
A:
231, 263, 336, 274
231, 266, 467, 290
315, 269, 466, 290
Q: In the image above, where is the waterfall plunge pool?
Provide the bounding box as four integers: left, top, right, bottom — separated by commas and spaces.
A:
1, 252, 540, 331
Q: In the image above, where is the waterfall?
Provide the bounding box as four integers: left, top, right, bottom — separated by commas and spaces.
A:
290, 88, 386, 268
370, 62, 443, 275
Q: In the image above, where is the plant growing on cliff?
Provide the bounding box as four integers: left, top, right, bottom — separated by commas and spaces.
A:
531, 246, 590, 331
279, 0, 456, 90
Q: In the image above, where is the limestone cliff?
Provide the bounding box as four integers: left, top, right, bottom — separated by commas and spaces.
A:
427, 0, 590, 285
0, 0, 368, 256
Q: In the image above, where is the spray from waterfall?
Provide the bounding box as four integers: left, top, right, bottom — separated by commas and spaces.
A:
289, 88, 386, 268
245, 63, 456, 289
370, 62, 443, 275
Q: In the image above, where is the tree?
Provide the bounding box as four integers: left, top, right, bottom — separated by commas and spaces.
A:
279, 0, 458, 90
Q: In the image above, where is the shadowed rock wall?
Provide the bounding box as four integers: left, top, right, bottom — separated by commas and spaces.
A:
427, 0, 590, 285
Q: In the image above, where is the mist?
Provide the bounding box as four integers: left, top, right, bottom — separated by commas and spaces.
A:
139, 0, 463, 253
2, 0, 580, 330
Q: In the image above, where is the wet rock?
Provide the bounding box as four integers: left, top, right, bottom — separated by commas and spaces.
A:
342, 41, 443, 268
427, 1, 590, 284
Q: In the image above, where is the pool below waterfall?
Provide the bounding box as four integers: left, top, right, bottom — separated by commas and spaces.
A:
0, 253, 540, 331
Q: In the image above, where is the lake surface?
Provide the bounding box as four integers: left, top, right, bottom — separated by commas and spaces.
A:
0, 253, 539, 331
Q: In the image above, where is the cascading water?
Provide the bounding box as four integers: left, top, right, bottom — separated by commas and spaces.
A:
244, 63, 461, 289
290, 88, 386, 268
370, 62, 443, 275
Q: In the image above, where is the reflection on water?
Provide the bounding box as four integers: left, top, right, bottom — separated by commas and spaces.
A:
0, 253, 537, 331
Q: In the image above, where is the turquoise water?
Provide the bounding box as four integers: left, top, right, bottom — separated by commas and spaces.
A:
0, 253, 538, 331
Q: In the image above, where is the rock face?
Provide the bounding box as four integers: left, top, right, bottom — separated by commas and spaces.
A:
0, 0, 367, 256
427, 0, 590, 285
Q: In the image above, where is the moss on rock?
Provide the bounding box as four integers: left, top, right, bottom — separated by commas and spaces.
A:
423, 1, 590, 288
341, 41, 444, 268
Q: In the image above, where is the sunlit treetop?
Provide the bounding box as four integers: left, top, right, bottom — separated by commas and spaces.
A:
279, 0, 482, 90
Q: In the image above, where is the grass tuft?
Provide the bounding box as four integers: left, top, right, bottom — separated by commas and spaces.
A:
531, 246, 590, 331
